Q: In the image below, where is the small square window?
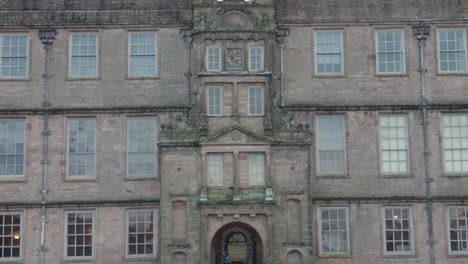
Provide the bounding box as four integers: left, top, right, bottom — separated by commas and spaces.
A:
318, 207, 350, 255
249, 46, 264, 72
206, 46, 222, 72
69, 33, 98, 78
126, 209, 157, 258
65, 211, 95, 259
383, 207, 414, 255
128, 32, 157, 77
207, 87, 223, 116
438, 29, 467, 73
248, 87, 264, 116
0, 34, 29, 79
376, 30, 406, 74
67, 119, 96, 178
315, 31, 343, 75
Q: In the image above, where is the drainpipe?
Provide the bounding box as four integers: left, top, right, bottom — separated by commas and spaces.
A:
413, 22, 435, 264
38, 28, 56, 264
276, 28, 288, 107
181, 29, 193, 107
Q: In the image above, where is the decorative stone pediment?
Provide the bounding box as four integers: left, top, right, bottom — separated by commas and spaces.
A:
220, 11, 254, 30
200, 126, 271, 145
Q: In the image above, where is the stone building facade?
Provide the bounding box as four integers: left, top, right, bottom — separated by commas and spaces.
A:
0, 0, 467, 264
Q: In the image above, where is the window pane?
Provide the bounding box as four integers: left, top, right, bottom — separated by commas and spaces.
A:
383, 207, 412, 253
207, 154, 223, 186
127, 210, 156, 257
68, 119, 96, 177
317, 116, 346, 175
249, 153, 265, 186
248, 87, 263, 115
316, 32, 343, 74
70, 34, 98, 77
207, 46, 221, 71
129, 33, 157, 77
127, 118, 157, 177
380, 115, 409, 174
1, 35, 28, 78
66, 212, 94, 258
0, 120, 25, 177
376, 31, 405, 74
207, 87, 222, 116
439, 30, 466, 73
443, 115, 468, 174
320, 208, 349, 253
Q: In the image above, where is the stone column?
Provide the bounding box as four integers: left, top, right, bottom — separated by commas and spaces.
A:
200, 152, 208, 202
233, 151, 241, 201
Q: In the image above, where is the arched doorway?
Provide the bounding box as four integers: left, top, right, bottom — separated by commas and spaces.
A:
210, 223, 263, 264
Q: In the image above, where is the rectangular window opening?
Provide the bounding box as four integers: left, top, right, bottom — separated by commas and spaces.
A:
0, 212, 23, 260
1, 34, 28, 79
380, 115, 409, 174
319, 207, 350, 254
128, 32, 157, 77
127, 117, 157, 178
438, 29, 467, 73
126, 209, 157, 258
207, 87, 223, 116
317, 115, 346, 176
443, 115, 468, 174
315, 31, 343, 75
67, 119, 96, 178
65, 211, 95, 259
383, 207, 413, 255
248, 87, 264, 116
70, 33, 98, 78
0, 120, 25, 178
248, 153, 265, 186
207, 154, 224, 186
376, 30, 406, 74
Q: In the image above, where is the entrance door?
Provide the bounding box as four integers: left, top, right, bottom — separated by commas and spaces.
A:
210, 223, 263, 264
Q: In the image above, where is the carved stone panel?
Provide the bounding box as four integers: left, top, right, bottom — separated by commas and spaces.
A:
226, 48, 244, 70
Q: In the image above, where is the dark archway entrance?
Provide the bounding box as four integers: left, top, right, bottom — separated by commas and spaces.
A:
210, 223, 263, 264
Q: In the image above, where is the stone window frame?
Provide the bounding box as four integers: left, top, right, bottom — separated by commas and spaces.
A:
127, 31, 158, 78
206, 86, 223, 116
436, 28, 468, 74
248, 153, 265, 186
0, 32, 30, 80
126, 116, 159, 180
314, 30, 345, 76
247, 86, 264, 116
446, 206, 468, 256
65, 117, 98, 181
0, 211, 24, 262
200, 145, 271, 189
207, 153, 224, 187
374, 29, 407, 75
381, 206, 415, 256
206, 45, 222, 72
63, 210, 96, 261
0, 118, 27, 181
248, 45, 265, 72
440, 113, 468, 175
317, 206, 351, 257
378, 114, 411, 176
125, 208, 158, 259
68, 31, 100, 79
315, 114, 347, 177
